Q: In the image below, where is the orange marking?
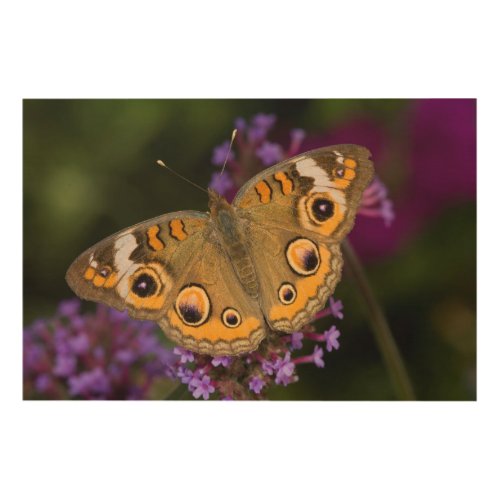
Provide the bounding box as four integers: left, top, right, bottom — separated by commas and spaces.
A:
299, 193, 345, 236
93, 274, 106, 287
175, 285, 210, 326
84, 267, 96, 280
167, 310, 261, 342
169, 219, 187, 241
147, 225, 165, 251
255, 181, 272, 204
270, 245, 333, 321
127, 294, 166, 310
274, 172, 294, 195
344, 158, 357, 168
103, 272, 118, 288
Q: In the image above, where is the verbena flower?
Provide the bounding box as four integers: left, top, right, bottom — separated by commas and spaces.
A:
359, 177, 395, 227
23, 299, 175, 400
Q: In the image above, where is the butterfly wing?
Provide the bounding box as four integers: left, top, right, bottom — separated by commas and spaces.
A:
66, 211, 209, 321
158, 236, 268, 355
232, 144, 374, 332
66, 210, 268, 355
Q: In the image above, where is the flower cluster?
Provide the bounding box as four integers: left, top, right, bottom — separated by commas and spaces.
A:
162, 297, 344, 400
23, 300, 175, 399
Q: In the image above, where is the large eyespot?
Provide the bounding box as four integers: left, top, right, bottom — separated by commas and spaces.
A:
305, 193, 335, 224
175, 284, 211, 327
132, 272, 159, 298
285, 238, 320, 276
278, 283, 297, 305
221, 307, 242, 328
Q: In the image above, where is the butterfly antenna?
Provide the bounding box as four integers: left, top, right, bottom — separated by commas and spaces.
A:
219, 128, 238, 177
156, 160, 209, 194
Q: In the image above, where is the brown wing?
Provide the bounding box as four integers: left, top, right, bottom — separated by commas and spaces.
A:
232, 145, 373, 331
233, 144, 374, 242
65, 211, 209, 321
158, 237, 268, 356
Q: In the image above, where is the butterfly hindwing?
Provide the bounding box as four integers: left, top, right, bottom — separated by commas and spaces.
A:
158, 237, 268, 356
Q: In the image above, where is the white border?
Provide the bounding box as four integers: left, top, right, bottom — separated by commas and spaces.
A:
3, 1, 498, 499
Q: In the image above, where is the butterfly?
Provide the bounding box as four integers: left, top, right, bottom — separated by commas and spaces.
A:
66, 144, 374, 356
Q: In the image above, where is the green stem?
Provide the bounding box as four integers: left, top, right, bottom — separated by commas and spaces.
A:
164, 383, 189, 400
342, 239, 416, 400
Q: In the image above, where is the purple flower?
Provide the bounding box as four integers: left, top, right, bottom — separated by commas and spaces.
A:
211, 141, 235, 166
212, 356, 232, 368
290, 332, 304, 350
69, 332, 90, 355
115, 348, 136, 364
234, 117, 246, 132
249, 376, 265, 394
176, 366, 193, 384
173, 347, 195, 364
24, 300, 176, 400
288, 128, 306, 155
58, 299, 80, 318
359, 177, 395, 227
53, 354, 76, 377
24, 344, 46, 369
256, 141, 284, 166
312, 346, 325, 368
329, 297, 344, 320
35, 374, 52, 393
247, 113, 276, 143
252, 113, 276, 131
261, 359, 276, 376
190, 374, 215, 400
275, 353, 296, 386
209, 171, 235, 196
68, 367, 111, 397
324, 326, 341, 352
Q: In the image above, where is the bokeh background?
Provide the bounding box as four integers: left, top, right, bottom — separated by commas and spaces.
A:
23, 99, 476, 400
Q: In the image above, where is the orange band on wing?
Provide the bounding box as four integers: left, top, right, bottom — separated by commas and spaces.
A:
270, 245, 332, 322
169, 219, 187, 241
255, 181, 272, 204
273, 171, 294, 195
167, 310, 261, 342
343, 158, 357, 168
84, 267, 96, 280
147, 225, 165, 251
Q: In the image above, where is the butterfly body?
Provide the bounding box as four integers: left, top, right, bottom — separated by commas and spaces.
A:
66, 145, 374, 356
209, 191, 260, 298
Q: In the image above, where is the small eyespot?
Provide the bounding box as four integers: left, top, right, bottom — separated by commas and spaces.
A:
335, 166, 345, 178
222, 307, 242, 328
285, 238, 321, 276
99, 265, 112, 278
132, 273, 158, 298
175, 284, 211, 327
278, 283, 297, 305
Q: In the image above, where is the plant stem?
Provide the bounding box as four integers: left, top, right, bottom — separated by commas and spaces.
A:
164, 383, 188, 400
342, 239, 416, 400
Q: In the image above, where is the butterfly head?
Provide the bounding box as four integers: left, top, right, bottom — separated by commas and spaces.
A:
208, 188, 231, 218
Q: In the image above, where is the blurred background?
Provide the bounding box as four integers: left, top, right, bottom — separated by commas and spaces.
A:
23, 99, 476, 400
